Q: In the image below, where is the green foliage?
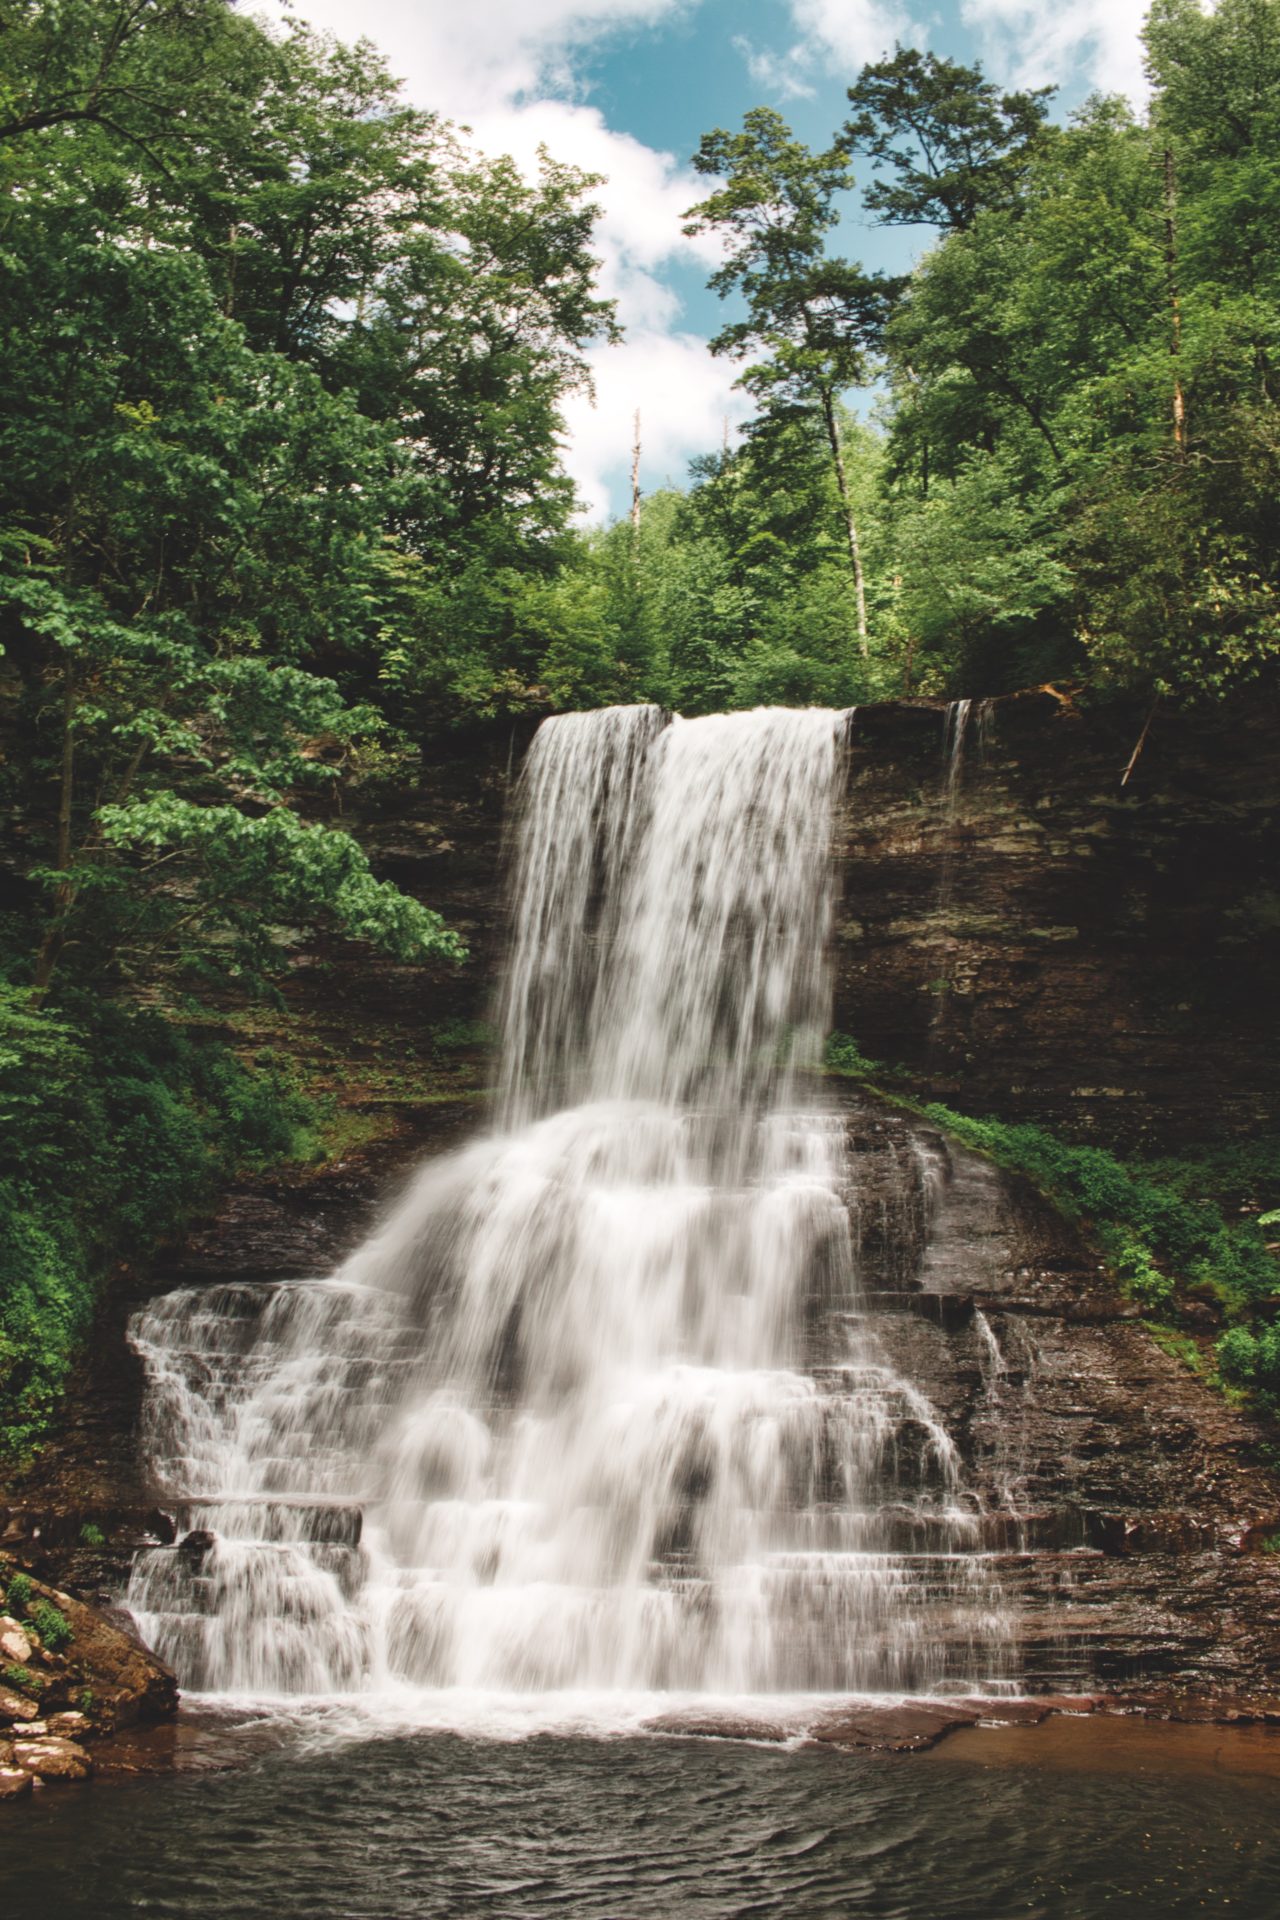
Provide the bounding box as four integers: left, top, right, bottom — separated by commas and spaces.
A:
28, 1599, 72, 1651
646, 3, 1280, 705
685, 108, 900, 664
1217, 1324, 1280, 1405
78, 1524, 105, 1548
0, 986, 327, 1454
0, 1, 631, 1456
3, 1572, 32, 1615
842, 46, 1054, 232
823, 1032, 884, 1078
1, 1664, 44, 1694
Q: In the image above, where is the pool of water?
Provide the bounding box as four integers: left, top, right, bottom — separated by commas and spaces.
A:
2, 1715, 1279, 1918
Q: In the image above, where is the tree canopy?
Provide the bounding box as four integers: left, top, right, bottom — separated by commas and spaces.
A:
573, 6, 1280, 709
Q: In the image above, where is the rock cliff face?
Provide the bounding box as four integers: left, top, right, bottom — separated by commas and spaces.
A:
841, 1092, 1280, 1703
6, 692, 1280, 1707
836, 691, 1279, 1145
303, 690, 1280, 1148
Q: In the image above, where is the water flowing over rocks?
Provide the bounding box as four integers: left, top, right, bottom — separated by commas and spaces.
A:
107, 703, 1280, 1717
8, 694, 1280, 1749
126, 708, 1024, 1699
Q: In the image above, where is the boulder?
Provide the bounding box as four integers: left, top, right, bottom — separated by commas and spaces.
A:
12, 1737, 94, 1782
0, 1766, 32, 1801
46, 1710, 91, 1739
176, 1528, 217, 1568
0, 1620, 32, 1664
0, 1688, 40, 1725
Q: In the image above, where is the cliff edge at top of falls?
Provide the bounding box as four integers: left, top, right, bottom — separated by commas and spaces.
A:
222, 684, 1279, 1149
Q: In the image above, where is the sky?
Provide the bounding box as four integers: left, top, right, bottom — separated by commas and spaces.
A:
266, 0, 1156, 521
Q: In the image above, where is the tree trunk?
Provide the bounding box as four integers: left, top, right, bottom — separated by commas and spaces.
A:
821, 389, 869, 658
630, 409, 642, 549
33, 673, 77, 994
1163, 147, 1186, 456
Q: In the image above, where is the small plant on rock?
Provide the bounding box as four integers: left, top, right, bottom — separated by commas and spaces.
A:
1, 1663, 44, 1694
3, 1571, 32, 1616
78, 1523, 106, 1548
28, 1600, 72, 1651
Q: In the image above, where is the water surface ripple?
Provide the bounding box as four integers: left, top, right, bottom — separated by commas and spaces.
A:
3, 1731, 1278, 1918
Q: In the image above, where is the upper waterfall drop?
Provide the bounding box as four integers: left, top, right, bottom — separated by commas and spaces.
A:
126, 704, 1013, 1707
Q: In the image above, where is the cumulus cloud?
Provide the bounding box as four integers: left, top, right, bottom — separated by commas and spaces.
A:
562, 330, 753, 521
747, 1, 1148, 109
278, 0, 688, 117
268, 0, 728, 513
786, 0, 912, 71
734, 2, 912, 107
732, 34, 819, 102
959, 0, 1151, 106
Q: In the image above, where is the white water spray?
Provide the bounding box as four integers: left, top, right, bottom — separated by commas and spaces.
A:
128, 706, 1010, 1702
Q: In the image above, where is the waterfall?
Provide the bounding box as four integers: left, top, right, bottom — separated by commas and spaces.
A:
127, 705, 1011, 1704
941, 697, 974, 817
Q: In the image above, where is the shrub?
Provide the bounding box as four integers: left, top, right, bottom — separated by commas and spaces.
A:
0, 988, 325, 1454
823, 1031, 883, 1077
1217, 1324, 1280, 1399
78, 1523, 105, 1548
2, 1571, 32, 1616
28, 1599, 72, 1652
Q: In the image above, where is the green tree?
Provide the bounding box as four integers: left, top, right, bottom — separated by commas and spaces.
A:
842, 45, 1054, 231
685, 109, 898, 657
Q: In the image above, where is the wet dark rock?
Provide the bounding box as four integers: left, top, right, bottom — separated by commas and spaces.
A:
176, 1530, 217, 1568
810, 1702, 979, 1753
835, 693, 1278, 1147
643, 1709, 794, 1743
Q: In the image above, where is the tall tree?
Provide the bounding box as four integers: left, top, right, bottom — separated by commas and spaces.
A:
685, 109, 897, 656
841, 45, 1054, 232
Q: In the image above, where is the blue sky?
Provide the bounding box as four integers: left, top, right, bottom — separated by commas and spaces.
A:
269, 2, 1154, 517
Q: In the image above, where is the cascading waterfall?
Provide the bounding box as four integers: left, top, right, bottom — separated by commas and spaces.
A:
127, 705, 1012, 1705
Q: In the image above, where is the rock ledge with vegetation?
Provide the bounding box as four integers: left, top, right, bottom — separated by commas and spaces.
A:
0, 1555, 175, 1795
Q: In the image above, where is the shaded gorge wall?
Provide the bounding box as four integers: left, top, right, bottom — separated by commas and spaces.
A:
342, 690, 1280, 1149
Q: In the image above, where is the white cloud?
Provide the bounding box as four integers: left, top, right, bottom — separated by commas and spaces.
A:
276, 1, 688, 117
732, 34, 818, 101
959, 0, 1151, 106
268, 1, 727, 514
561, 330, 753, 521
787, 0, 911, 71
734, 1, 911, 107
